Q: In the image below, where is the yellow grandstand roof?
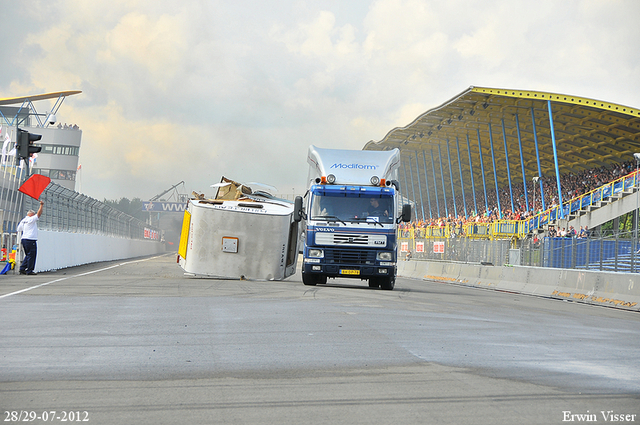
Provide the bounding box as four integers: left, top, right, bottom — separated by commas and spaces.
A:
0, 90, 82, 106
364, 86, 640, 208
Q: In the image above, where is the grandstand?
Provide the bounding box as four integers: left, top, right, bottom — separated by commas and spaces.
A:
365, 86, 640, 273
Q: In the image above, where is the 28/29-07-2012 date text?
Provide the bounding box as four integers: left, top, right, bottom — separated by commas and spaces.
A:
4, 411, 89, 422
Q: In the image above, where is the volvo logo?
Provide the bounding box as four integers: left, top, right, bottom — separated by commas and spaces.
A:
316, 227, 335, 232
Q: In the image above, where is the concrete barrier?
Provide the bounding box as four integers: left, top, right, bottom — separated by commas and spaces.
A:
32, 230, 166, 273
495, 266, 528, 293
398, 260, 425, 280
550, 269, 640, 310
399, 260, 640, 312
499, 266, 561, 298
458, 263, 482, 287
477, 265, 503, 289
423, 261, 462, 285
528, 267, 561, 297
594, 272, 640, 309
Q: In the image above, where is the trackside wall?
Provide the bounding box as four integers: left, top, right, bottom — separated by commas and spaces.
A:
31, 230, 166, 272
397, 260, 640, 312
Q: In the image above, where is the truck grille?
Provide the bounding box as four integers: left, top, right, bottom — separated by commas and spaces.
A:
325, 249, 376, 265
315, 232, 387, 247
334, 234, 368, 245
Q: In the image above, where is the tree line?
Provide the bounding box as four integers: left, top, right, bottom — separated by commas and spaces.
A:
103, 197, 147, 221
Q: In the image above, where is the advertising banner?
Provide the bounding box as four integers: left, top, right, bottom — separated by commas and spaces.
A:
142, 201, 187, 213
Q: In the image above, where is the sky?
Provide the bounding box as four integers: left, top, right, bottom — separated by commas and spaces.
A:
1, 0, 639, 201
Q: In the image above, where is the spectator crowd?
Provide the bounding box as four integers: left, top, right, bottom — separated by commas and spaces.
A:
400, 161, 638, 238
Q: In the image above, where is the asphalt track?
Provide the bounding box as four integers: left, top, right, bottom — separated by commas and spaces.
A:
1, 253, 638, 424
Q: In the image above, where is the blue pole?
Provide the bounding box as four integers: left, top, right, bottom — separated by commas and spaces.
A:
467, 134, 478, 215
446, 140, 458, 217
488, 123, 503, 219
438, 144, 449, 217
501, 119, 515, 214
408, 154, 418, 218
547, 100, 564, 218
430, 150, 441, 217
422, 151, 433, 219
476, 129, 489, 214
413, 152, 425, 222
456, 137, 468, 218
402, 157, 411, 209
530, 107, 546, 211
515, 114, 529, 212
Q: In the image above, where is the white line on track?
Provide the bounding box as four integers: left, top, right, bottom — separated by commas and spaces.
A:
0, 255, 162, 300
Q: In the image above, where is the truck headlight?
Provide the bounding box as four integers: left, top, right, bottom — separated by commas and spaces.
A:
377, 251, 393, 261
308, 249, 324, 258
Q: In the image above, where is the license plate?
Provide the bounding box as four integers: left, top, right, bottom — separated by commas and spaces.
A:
340, 269, 360, 275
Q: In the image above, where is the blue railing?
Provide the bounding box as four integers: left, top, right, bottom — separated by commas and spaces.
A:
401, 170, 639, 241
523, 170, 639, 234
542, 237, 639, 273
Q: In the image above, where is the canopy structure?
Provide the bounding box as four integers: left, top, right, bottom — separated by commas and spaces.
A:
0, 90, 82, 106
364, 86, 640, 220
0, 90, 82, 128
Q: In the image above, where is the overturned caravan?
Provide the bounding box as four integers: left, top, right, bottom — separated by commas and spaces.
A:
177, 187, 300, 280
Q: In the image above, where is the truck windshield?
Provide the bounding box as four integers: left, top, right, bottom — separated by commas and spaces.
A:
310, 192, 394, 224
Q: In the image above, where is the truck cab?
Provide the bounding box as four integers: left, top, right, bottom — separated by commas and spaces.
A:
296, 145, 411, 290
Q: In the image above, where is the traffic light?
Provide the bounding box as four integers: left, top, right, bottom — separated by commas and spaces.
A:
16, 128, 42, 160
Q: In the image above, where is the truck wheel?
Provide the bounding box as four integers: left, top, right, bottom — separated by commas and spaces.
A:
380, 276, 395, 291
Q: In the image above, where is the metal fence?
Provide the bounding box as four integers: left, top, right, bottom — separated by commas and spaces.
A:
23, 182, 158, 239
2, 178, 160, 253
520, 231, 639, 273
399, 236, 511, 266
400, 231, 640, 273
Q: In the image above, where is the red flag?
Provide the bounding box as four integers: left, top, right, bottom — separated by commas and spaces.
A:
19, 174, 52, 200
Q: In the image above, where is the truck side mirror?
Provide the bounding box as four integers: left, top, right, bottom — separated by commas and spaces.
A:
294, 196, 305, 222
399, 204, 411, 223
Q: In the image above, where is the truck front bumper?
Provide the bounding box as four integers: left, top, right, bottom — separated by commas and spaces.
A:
303, 261, 396, 279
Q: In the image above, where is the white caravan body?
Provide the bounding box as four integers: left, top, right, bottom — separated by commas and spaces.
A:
178, 198, 298, 280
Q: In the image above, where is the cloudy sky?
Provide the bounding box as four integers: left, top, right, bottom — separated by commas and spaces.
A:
2, 0, 639, 201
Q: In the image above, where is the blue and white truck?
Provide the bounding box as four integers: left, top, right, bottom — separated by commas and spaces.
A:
294, 145, 411, 290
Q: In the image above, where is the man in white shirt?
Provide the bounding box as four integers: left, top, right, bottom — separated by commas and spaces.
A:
17, 200, 44, 275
